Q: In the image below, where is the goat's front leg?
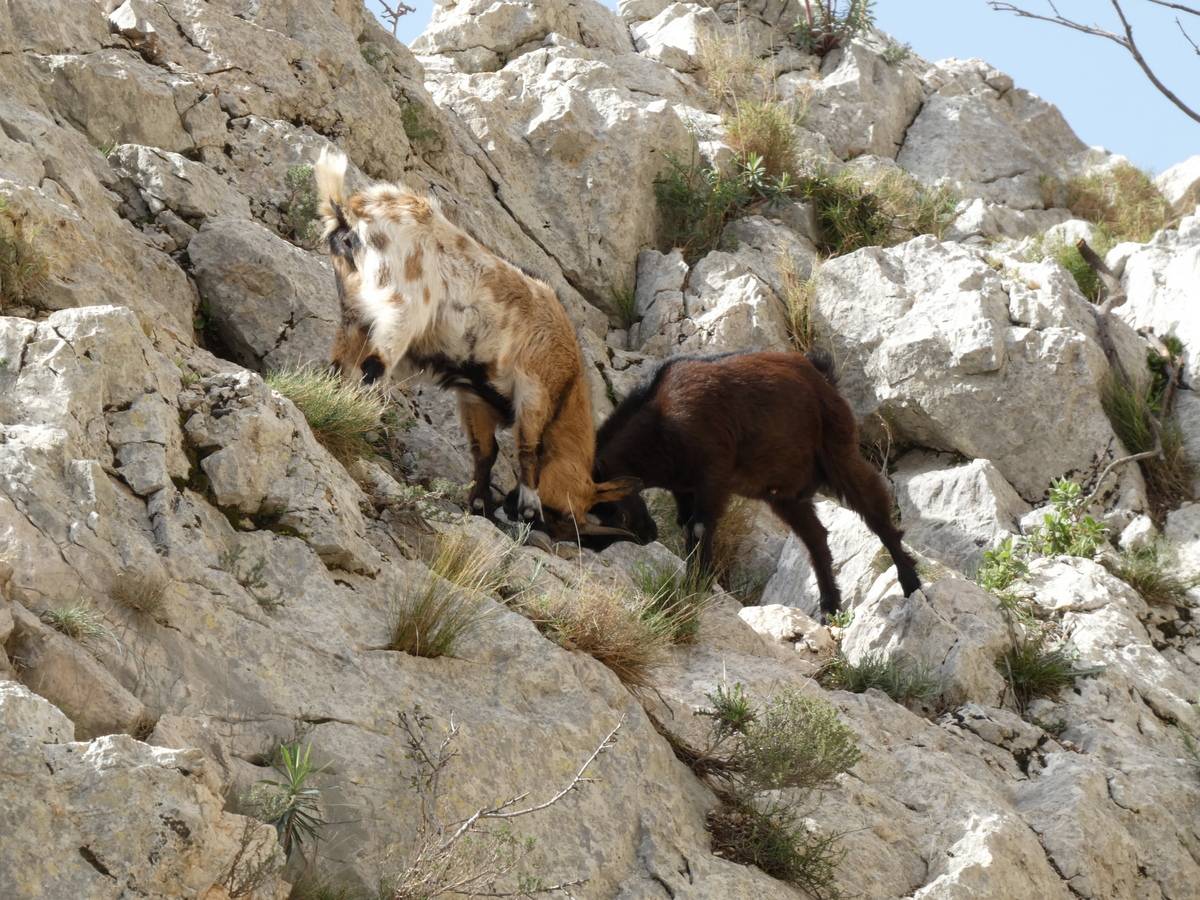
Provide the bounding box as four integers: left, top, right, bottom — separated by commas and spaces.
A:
512, 376, 554, 523
457, 392, 501, 518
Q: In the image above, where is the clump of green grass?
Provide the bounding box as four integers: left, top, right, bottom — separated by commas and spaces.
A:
698, 681, 757, 741
1101, 369, 1195, 518
780, 254, 820, 352
1026, 228, 1115, 301
609, 284, 638, 330
244, 742, 326, 858
724, 101, 800, 183
389, 531, 506, 659
1103, 542, 1191, 607
998, 632, 1102, 713
820, 651, 941, 706
0, 197, 48, 308
793, 0, 875, 57
266, 367, 388, 462
1064, 162, 1171, 243
518, 579, 674, 690
635, 563, 714, 644
111, 570, 170, 619
40, 602, 109, 642
708, 798, 845, 896
283, 165, 321, 247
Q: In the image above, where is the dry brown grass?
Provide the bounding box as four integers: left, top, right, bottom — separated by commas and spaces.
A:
1064, 162, 1172, 243
724, 101, 800, 182
111, 570, 170, 619
0, 197, 48, 308
780, 255, 820, 352
696, 29, 764, 108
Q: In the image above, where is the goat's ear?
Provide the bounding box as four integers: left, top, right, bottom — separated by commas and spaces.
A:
592, 476, 643, 503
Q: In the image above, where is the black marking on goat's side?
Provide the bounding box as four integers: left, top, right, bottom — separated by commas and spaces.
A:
546, 369, 578, 431
361, 355, 385, 384
410, 352, 514, 424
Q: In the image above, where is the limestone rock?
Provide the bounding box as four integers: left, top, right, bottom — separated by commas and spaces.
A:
1156, 154, 1200, 212
108, 144, 251, 224
631, 3, 721, 72
738, 603, 835, 660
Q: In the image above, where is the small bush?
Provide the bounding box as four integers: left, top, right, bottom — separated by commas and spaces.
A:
699, 681, 757, 741
881, 40, 911, 64
975, 537, 1027, 592
736, 688, 861, 793
1064, 162, 1171, 243
389, 531, 504, 659
283, 165, 321, 247
794, 0, 875, 57
998, 633, 1102, 712
111, 570, 169, 619
724, 101, 799, 182
244, 742, 326, 858
1101, 371, 1195, 516
708, 799, 844, 897
636, 563, 714, 644
820, 651, 940, 705
0, 197, 48, 308
1104, 542, 1190, 607
40, 602, 109, 642
1028, 478, 1108, 559
266, 367, 388, 462
519, 581, 674, 690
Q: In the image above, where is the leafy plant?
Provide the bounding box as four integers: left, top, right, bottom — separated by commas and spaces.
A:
1028, 478, 1108, 558
820, 651, 941, 705
976, 537, 1028, 592
244, 742, 327, 857
1064, 162, 1171, 243
0, 196, 48, 308
266, 367, 388, 462
998, 632, 1102, 713
699, 681, 757, 741
40, 602, 109, 642
826, 608, 854, 629
1103, 542, 1191, 607
724, 101, 800, 182
283, 165, 321, 247
794, 0, 876, 57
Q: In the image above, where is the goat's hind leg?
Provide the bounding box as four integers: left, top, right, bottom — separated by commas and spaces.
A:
770, 496, 842, 622
458, 393, 502, 519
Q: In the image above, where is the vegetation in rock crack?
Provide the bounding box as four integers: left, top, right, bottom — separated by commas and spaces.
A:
609, 283, 639, 330
1029, 478, 1109, 558
794, 0, 876, 57
1026, 228, 1115, 301
780, 254, 820, 352
826, 608, 855, 629
380, 707, 621, 898
244, 742, 327, 858
40, 602, 110, 642
266, 367, 388, 462
1101, 364, 1195, 517
283, 165, 322, 247
724, 101, 802, 182
634, 562, 714, 644
647, 491, 757, 592
221, 545, 285, 613
111, 570, 169, 619
881, 39, 912, 64
222, 819, 286, 898
998, 631, 1102, 713
516, 579, 674, 690
696, 28, 766, 109
0, 196, 48, 308
1050, 162, 1172, 243
389, 530, 508, 659
975, 536, 1028, 593
1103, 542, 1192, 607
708, 798, 845, 898
682, 685, 859, 895
820, 650, 941, 706
400, 101, 439, 146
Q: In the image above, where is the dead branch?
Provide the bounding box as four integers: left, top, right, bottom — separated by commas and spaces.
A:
989, 0, 1200, 124
1148, 0, 1200, 15
1179, 17, 1200, 53
1076, 237, 1132, 385
377, 2, 416, 36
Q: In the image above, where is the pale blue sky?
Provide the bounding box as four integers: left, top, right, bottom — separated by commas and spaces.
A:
366, 0, 1199, 173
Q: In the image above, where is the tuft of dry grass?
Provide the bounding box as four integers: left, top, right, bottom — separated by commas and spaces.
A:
696, 29, 765, 108
266, 367, 389, 462
1064, 162, 1171, 243
111, 570, 170, 619
780, 254, 820, 352
388, 530, 511, 659
724, 101, 800, 182
518, 579, 674, 690
635, 562, 715, 644
0, 197, 48, 308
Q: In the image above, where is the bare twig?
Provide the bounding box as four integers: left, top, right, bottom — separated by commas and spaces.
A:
1084, 445, 1163, 508
1148, 0, 1200, 16
989, 0, 1200, 124
1179, 16, 1200, 53
377, 1, 416, 35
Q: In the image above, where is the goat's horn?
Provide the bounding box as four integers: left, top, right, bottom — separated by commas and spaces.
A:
575, 523, 639, 540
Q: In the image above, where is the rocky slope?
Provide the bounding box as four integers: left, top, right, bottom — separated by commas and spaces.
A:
1, 1, 1199, 897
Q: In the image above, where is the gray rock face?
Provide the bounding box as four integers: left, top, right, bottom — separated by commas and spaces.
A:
1156, 154, 1200, 211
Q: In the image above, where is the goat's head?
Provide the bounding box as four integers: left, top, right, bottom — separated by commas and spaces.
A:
585, 476, 657, 546
501, 475, 650, 547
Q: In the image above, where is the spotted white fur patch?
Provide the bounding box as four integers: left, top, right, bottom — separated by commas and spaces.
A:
472, 497, 485, 511
691, 522, 706, 540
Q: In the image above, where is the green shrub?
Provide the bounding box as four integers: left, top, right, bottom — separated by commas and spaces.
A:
699, 681, 757, 741
1064, 162, 1171, 243
0, 197, 48, 308
736, 688, 861, 792
635, 563, 713, 644
1103, 542, 1190, 607
609, 284, 638, 330
283, 165, 321, 247
40, 602, 109, 642
244, 742, 326, 857
998, 633, 1102, 712
266, 367, 388, 462
1028, 478, 1108, 558
794, 0, 875, 57
820, 651, 941, 705
724, 101, 799, 182
708, 799, 845, 897
881, 40, 911, 64
389, 531, 504, 659
976, 537, 1027, 592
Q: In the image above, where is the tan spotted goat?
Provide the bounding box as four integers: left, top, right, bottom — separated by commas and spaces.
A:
315, 148, 638, 538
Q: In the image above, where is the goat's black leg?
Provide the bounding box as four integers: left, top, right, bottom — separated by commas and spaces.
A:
672, 491, 694, 529
458, 394, 501, 519
684, 488, 728, 578
770, 497, 842, 622
826, 455, 922, 597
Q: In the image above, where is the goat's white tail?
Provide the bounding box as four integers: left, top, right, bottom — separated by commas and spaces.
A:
315, 146, 348, 222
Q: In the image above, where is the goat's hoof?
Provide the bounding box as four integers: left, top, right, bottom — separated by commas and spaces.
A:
517, 485, 543, 522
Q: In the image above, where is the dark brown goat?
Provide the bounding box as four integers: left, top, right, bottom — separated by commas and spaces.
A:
592, 351, 921, 618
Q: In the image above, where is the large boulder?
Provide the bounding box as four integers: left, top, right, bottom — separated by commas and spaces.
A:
1156, 154, 1200, 213
898, 59, 1091, 209
813, 236, 1147, 504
